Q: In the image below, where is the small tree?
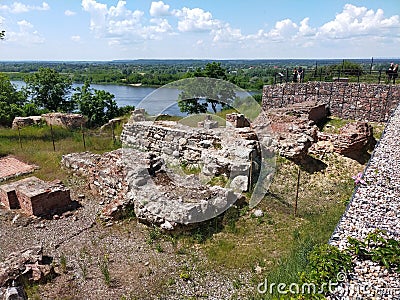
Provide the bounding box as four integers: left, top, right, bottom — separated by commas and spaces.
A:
178, 62, 236, 114
0, 73, 29, 126
72, 81, 119, 128
24, 67, 74, 112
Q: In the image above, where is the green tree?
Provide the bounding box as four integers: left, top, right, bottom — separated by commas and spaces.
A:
0, 73, 25, 126
72, 81, 119, 128
328, 60, 364, 76
24, 67, 74, 112
178, 62, 236, 114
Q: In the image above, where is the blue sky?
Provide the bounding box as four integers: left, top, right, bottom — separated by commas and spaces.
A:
0, 0, 399, 60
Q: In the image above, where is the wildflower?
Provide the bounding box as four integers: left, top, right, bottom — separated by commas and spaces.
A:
352, 172, 366, 185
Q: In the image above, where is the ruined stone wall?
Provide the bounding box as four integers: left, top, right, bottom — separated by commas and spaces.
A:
120, 120, 261, 193
262, 82, 400, 122
121, 121, 222, 160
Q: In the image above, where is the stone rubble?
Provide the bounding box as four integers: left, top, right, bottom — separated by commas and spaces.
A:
310, 121, 376, 158
254, 101, 325, 159
62, 148, 246, 229
0, 246, 55, 292
329, 104, 400, 299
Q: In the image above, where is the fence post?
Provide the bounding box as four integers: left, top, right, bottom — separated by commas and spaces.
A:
294, 166, 301, 217
370, 57, 373, 74
50, 124, 56, 152
111, 121, 116, 145
81, 124, 86, 151
17, 126, 22, 150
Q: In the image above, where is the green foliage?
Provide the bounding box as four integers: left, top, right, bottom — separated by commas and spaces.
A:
78, 248, 91, 280
347, 230, 400, 272
98, 254, 111, 286
147, 226, 162, 245
298, 244, 353, 297
178, 62, 236, 114
72, 81, 127, 128
180, 161, 201, 175
24, 67, 74, 112
328, 60, 364, 76
60, 253, 67, 273
0, 73, 33, 126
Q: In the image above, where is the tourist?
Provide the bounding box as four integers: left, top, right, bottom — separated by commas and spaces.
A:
386, 62, 398, 84
292, 68, 298, 83
297, 66, 304, 83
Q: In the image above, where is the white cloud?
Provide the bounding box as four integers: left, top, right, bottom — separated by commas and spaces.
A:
150, 1, 170, 17
317, 4, 400, 39
212, 23, 243, 43
81, 0, 173, 41
0, 1, 49, 14
65, 10, 76, 16
297, 17, 315, 37
71, 35, 81, 42
5, 19, 45, 45
78, 1, 399, 57
173, 7, 219, 32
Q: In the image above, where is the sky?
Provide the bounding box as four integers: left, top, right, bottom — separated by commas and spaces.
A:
0, 0, 399, 61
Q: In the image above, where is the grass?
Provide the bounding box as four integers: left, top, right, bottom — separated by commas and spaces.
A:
0, 124, 122, 181
170, 152, 364, 298
320, 117, 354, 134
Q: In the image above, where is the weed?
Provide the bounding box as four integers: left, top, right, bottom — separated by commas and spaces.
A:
179, 272, 191, 281
155, 243, 164, 253
147, 226, 162, 245
98, 254, 111, 286
78, 248, 91, 280
166, 278, 176, 286
60, 253, 67, 273
180, 161, 201, 175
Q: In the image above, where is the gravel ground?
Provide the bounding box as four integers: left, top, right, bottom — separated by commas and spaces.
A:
329, 104, 400, 300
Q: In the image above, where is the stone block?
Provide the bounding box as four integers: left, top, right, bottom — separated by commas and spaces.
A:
41, 113, 86, 128
0, 176, 72, 217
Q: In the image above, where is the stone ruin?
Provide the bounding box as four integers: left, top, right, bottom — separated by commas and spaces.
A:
255, 101, 325, 160
310, 121, 376, 159
61, 111, 263, 229
254, 100, 375, 161
0, 246, 56, 299
0, 177, 72, 217
12, 113, 86, 129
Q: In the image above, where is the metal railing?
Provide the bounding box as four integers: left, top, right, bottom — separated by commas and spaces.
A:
274, 67, 398, 85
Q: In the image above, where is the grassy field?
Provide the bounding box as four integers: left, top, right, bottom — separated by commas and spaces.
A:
0, 124, 124, 181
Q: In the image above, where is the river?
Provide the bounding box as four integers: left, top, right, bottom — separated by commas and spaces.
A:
11, 81, 256, 116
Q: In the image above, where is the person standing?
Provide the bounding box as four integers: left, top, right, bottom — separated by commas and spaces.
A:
292, 68, 298, 83
297, 66, 304, 83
